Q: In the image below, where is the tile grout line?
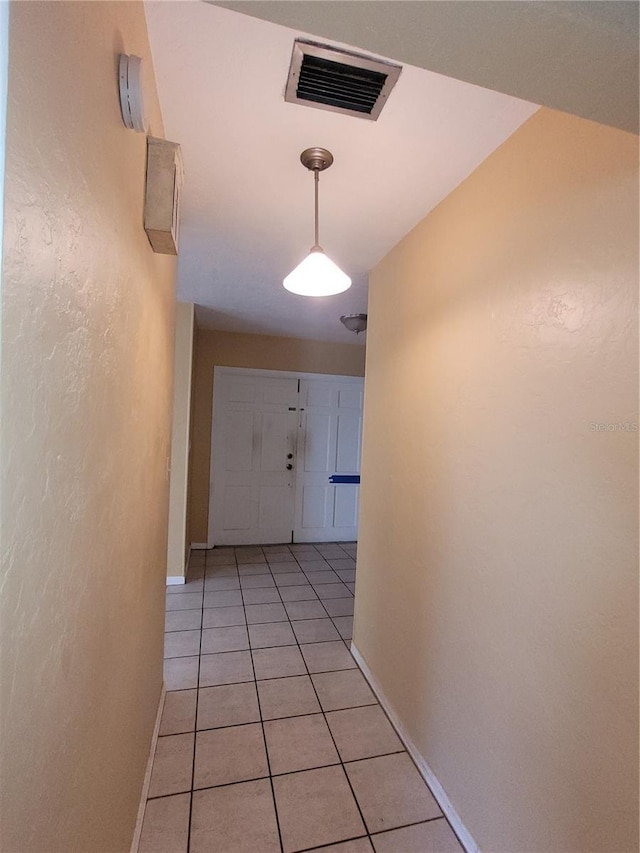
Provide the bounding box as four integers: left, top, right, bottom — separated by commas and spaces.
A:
245, 560, 286, 853
184, 553, 209, 853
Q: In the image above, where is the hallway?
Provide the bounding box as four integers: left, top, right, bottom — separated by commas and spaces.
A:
139, 543, 463, 852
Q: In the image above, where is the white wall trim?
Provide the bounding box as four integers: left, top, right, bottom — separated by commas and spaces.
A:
130, 685, 166, 853
166, 576, 186, 586
350, 643, 479, 853
191, 542, 208, 550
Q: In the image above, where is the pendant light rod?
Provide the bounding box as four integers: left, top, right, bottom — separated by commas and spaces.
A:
300, 147, 333, 250
314, 169, 320, 249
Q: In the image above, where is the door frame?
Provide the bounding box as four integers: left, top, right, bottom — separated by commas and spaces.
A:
207, 366, 364, 547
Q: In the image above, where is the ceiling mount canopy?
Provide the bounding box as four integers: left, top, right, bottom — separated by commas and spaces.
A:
283, 147, 351, 298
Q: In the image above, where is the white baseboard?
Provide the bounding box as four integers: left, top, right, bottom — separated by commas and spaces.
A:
166, 576, 186, 586
130, 685, 166, 853
191, 542, 208, 550
350, 643, 479, 853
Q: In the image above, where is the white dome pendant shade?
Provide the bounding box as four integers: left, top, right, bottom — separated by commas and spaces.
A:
284, 247, 351, 297
283, 148, 351, 298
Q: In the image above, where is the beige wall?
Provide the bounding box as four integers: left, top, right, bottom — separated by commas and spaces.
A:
167, 302, 195, 579
356, 109, 638, 853
0, 3, 176, 852
190, 328, 366, 543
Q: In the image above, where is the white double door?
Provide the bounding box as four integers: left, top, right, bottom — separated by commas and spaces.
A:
209, 368, 363, 545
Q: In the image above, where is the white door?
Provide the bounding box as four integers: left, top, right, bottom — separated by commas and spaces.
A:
209, 369, 364, 546
210, 371, 299, 545
293, 377, 364, 543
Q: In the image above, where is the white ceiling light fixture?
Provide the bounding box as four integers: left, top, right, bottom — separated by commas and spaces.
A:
340, 313, 367, 334
283, 147, 351, 298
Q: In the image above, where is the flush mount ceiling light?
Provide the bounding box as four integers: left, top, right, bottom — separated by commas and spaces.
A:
340, 313, 368, 334
283, 147, 351, 298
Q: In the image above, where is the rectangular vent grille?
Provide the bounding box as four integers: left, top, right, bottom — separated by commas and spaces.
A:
285, 40, 401, 121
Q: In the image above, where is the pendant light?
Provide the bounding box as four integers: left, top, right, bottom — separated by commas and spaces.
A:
284, 148, 351, 297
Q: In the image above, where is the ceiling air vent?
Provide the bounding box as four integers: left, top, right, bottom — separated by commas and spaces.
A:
285, 40, 401, 121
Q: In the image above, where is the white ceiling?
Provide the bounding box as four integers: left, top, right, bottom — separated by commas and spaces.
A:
145, 1, 537, 343
219, 1, 639, 135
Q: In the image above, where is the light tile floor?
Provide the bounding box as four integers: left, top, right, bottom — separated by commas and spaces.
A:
139, 542, 464, 853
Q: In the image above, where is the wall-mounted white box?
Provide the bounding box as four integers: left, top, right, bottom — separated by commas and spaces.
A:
144, 137, 183, 255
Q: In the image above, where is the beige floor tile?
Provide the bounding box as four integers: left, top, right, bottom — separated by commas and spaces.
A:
148, 733, 194, 798
273, 765, 366, 853
345, 583, 356, 594
245, 602, 288, 624
235, 548, 264, 558
164, 656, 199, 691
304, 570, 341, 585
165, 609, 202, 632
167, 579, 204, 594
205, 565, 238, 578
371, 818, 463, 853
284, 600, 327, 620
166, 593, 203, 611
257, 675, 322, 720
203, 589, 243, 608
235, 555, 267, 566
197, 682, 260, 730
328, 559, 356, 570
238, 564, 271, 576
248, 621, 297, 649
266, 551, 296, 562
190, 779, 280, 853
194, 723, 268, 789
202, 605, 246, 628
326, 706, 403, 762
311, 840, 374, 853
332, 616, 354, 639
323, 598, 355, 617
292, 618, 341, 644
160, 689, 197, 736
297, 559, 330, 570
139, 793, 190, 853
164, 630, 201, 659
264, 713, 339, 775
289, 545, 318, 555
268, 560, 298, 572
274, 572, 306, 587
204, 576, 240, 591
206, 549, 236, 566
300, 641, 357, 674
345, 753, 442, 833
311, 670, 376, 711
199, 651, 253, 687
313, 583, 353, 600
239, 574, 275, 589
201, 625, 249, 654
279, 584, 317, 602
242, 587, 282, 605
252, 645, 306, 680
336, 570, 357, 583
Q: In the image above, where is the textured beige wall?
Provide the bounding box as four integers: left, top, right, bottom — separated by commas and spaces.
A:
167, 302, 195, 579
356, 109, 638, 853
190, 328, 366, 543
0, 3, 176, 852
